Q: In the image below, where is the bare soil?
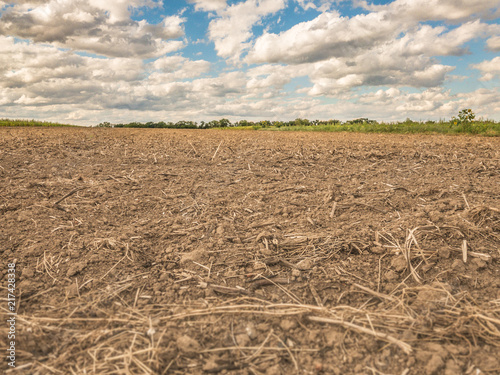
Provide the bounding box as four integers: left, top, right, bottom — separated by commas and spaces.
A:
1, 128, 499, 375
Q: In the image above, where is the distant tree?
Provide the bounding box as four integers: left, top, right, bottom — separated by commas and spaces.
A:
97, 121, 112, 128
294, 118, 310, 126
272, 121, 284, 128
218, 118, 231, 127
259, 120, 272, 128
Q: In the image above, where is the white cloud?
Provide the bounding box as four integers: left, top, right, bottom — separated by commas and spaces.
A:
401, 21, 496, 56
87, 0, 162, 23
296, 0, 316, 11
189, 0, 227, 12
486, 35, 500, 51
0, 0, 185, 58
395, 88, 452, 112
358, 88, 401, 104
352, 86, 500, 121
246, 12, 496, 65
245, 9, 499, 95
471, 56, 500, 81
0, 35, 219, 119
363, 0, 500, 23
148, 55, 211, 82
207, 0, 286, 61
247, 11, 402, 64
456, 88, 500, 116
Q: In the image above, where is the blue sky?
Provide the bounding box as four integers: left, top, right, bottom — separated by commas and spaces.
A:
0, 0, 499, 125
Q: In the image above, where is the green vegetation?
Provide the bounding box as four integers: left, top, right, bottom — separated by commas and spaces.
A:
98, 110, 498, 135
4, 109, 498, 135
268, 119, 500, 136
110, 120, 198, 129
0, 119, 77, 127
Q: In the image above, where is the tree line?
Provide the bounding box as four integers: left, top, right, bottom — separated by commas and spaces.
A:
96, 118, 376, 129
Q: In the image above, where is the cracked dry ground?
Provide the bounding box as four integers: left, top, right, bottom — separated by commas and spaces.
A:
0, 127, 499, 375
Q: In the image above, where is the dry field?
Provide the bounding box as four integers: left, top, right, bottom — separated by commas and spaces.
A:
1, 127, 499, 375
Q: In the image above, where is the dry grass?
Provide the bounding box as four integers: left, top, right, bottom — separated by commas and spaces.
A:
7, 263, 500, 374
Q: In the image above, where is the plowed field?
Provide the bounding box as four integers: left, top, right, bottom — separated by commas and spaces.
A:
1, 128, 499, 374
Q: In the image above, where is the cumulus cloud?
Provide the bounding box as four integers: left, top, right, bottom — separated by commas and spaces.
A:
456, 88, 500, 115
0, 35, 227, 119
244, 5, 499, 95
148, 55, 211, 83
362, 0, 500, 23
0, 0, 185, 58
358, 88, 401, 104
207, 0, 286, 61
486, 35, 500, 51
395, 88, 452, 112
246, 11, 401, 64
246, 13, 495, 65
189, 0, 227, 12
302, 32, 458, 95
471, 56, 500, 81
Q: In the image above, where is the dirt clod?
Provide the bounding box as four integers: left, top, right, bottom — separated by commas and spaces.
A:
176, 335, 201, 354
425, 354, 445, 374
390, 255, 407, 272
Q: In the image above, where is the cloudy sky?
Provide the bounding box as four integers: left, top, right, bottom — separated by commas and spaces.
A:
0, 0, 499, 125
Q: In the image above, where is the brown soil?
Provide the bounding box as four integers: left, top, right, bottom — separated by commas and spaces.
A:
1, 128, 499, 375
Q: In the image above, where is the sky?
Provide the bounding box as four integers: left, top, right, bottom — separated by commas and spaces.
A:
0, 0, 499, 125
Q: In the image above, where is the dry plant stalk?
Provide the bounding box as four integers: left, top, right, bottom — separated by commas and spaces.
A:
307, 315, 412, 354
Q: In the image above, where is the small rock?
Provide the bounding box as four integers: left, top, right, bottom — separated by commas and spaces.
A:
428, 210, 442, 222
413, 288, 446, 308
26, 246, 44, 257
21, 268, 35, 279
246, 322, 257, 340
253, 261, 267, 270
421, 262, 436, 273
354, 363, 364, 372
280, 319, 297, 331
235, 333, 250, 347
176, 335, 201, 354
444, 359, 462, 375
66, 284, 78, 298
295, 259, 313, 270
314, 362, 323, 372
18, 279, 37, 296
438, 247, 450, 259
324, 329, 343, 347
67, 261, 87, 277
425, 354, 444, 374
471, 258, 487, 270
203, 356, 219, 372
451, 259, 465, 272
266, 364, 281, 375
16, 211, 31, 222
179, 247, 207, 265
384, 269, 399, 281
415, 350, 432, 363
474, 352, 500, 372
291, 269, 301, 277
308, 329, 320, 341
260, 247, 273, 256
371, 246, 385, 254
390, 256, 407, 272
